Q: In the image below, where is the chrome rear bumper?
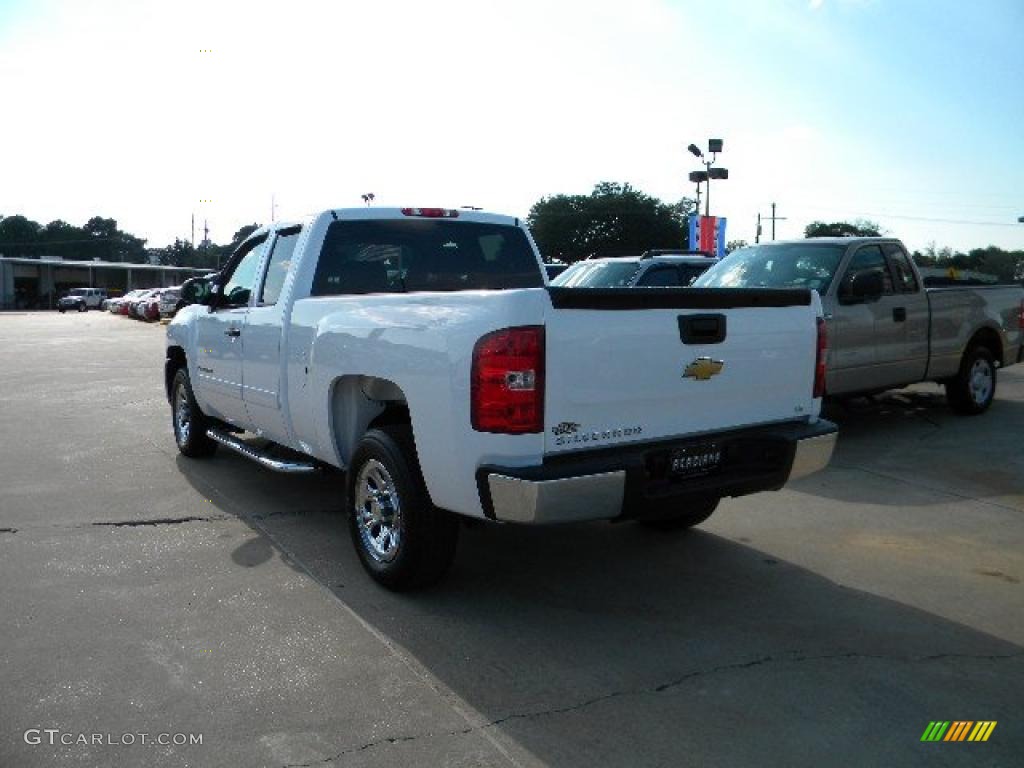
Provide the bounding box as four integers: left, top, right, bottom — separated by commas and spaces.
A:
481, 420, 838, 524
787, 431, 837, 481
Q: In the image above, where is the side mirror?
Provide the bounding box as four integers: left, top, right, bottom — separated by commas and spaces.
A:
840, 268, 885, 304
181, 277, 216, 306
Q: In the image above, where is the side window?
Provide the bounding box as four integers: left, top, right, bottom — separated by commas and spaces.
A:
259, 228, 301, 306
841, 245, 893, 296
636, 266, 681, 287
883, 244, 918, 293
222, 237, 268, 307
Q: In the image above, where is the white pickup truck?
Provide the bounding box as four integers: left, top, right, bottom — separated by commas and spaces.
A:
166, 207, 837, 589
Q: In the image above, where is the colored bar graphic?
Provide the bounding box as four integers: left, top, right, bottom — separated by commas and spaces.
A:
945, 721, 972, 741
921, 721, 950, 741
921, 721, 996, 742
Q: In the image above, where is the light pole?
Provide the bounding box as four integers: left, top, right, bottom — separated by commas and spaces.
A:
687, 139, 728, 217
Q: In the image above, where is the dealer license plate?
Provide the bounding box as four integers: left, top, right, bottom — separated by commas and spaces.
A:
669, 443, 722, 478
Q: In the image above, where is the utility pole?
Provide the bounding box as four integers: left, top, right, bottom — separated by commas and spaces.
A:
764, 202, 787, 241
191, 214, 195, 248
203, 219, 209, 245
271, 194, 277, 222
755, 212, 762, 244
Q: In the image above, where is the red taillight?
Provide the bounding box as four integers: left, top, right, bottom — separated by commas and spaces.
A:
813, 316, 828, 398
471, 326, 544, 434
400, 207, 459, 218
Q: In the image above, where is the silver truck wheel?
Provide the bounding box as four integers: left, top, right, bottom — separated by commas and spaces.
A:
968, 358, 993, 407
946, 346, 996, 415
170, 367, 217, 457
347, 425, 458, 590
354, 459, 403, 563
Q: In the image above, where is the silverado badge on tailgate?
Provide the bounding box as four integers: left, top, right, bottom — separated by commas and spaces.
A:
683, 357, 724, 381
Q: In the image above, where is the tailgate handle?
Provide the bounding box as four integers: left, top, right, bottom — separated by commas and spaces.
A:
679, 313, 726, 345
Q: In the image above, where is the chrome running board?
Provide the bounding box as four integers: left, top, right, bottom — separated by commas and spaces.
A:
206, 429, 317, 474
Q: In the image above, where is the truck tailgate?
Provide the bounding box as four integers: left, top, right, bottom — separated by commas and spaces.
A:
543, 288, 820, 454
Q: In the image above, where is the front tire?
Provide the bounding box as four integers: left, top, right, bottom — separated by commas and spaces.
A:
78, 302, 87, 312
946, 345, 996, 415
348, 425, 458, 590
637, 498, 720, 531
171, 367, 217, 457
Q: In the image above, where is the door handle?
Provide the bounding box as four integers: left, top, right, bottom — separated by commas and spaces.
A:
225, 327, 241, 338
893, 307, 906, 322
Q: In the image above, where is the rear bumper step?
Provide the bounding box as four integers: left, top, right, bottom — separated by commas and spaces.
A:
206, 429, 318, 474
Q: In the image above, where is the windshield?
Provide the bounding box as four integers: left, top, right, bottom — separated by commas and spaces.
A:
693, 243, 846, 293
551, 260, 642, 287
67, 289, 87, 296
678, 263, 714, 286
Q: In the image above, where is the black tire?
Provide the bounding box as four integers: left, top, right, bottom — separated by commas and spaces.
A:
945, 345, 996, 415
637, 497, 720, 531
170, 367, 218, 457
78, 302, 87, 312
58, 308, 65, 314
347, 425, 458, 591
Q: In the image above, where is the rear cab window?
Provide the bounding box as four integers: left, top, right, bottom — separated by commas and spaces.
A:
883, 243, 919, 293
312, 220, 542, 296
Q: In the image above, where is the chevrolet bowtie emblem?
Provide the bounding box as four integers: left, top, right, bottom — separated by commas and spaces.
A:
683, 357, 724, 381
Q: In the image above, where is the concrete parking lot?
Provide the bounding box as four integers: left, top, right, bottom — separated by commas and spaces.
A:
1, 311, 1022, 767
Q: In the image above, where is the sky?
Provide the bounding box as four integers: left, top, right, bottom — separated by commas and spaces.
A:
1, 0, 1022, 253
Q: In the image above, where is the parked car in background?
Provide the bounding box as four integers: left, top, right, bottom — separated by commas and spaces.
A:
128, 289, 158, 319
159, 287, 182, 319
693, 237, 1024, 414
57, 288, 106, 312
111, 289, 143, 315
139, 292, 161, 321
551, 251, 719, 288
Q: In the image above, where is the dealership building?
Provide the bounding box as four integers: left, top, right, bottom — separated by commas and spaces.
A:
0, 256, 212, 310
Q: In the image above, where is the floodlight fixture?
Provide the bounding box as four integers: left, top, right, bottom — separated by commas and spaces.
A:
689, 170, 709, 183
687, 143, 703, 158
708, 138, 723, 154
708, 167, 729, 180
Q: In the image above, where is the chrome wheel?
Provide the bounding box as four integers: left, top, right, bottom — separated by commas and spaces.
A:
354, 459, 403, 563
174, 381, 191, 446
969, 358, 993, 406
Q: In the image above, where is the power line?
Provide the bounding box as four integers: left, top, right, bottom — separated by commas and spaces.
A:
793, 208, 1022, 228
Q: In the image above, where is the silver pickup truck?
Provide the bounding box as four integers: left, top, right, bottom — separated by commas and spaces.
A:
695, 237, 1024, 413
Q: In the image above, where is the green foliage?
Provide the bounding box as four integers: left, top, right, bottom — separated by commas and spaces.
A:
912, 241, 1024, 284
527, 182, 695, 262
726, 239, 748, 253
804, 219, 882, 238
0, 213, 263, 270
0, 214, 147, 262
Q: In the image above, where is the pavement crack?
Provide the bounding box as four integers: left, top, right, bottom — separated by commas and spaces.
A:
282, 649, 1024, 766
283, 734, 421, 767
91, 515, 227, 528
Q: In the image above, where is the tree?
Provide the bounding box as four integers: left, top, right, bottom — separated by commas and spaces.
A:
0, 215, 43, 257
804, 219, 882, 238
527, 182, 694, 262
726, 239, 748, 253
